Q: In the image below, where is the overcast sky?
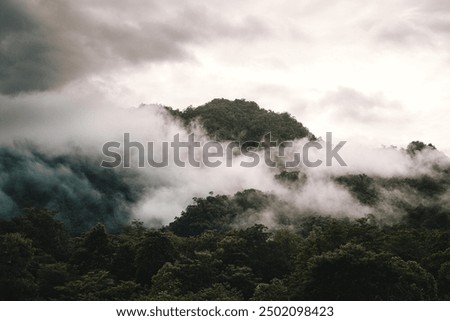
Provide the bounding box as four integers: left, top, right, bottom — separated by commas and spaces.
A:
1, 0, 449, 154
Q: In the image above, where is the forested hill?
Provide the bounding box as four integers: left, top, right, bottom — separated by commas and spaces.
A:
0, 98, 450, 301
166, 98, 315, 142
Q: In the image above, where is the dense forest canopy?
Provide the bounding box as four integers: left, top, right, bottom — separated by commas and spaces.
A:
0, 98, 449, 300
166, 98, 316, 142
0, 205, 448, 300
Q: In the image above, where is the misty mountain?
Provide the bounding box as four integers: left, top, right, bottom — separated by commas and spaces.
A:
0, 98, 319, 233
1, 98, 450, 301
0, 98, 449, 234
166, 98, 316, 142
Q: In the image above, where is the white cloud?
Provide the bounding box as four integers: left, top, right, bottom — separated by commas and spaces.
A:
1, 0, 449, 159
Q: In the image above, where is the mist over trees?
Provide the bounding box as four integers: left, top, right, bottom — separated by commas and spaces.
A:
0, 98, 449, 300
0, 144, 144, 233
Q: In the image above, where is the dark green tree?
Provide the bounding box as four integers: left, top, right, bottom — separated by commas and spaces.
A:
71, 224, 113, 273
134, 231, 177, 285
290, 243, 437, 300
13, 208, 69, 260
57, 270, 141, 300
0, 233, 37, 300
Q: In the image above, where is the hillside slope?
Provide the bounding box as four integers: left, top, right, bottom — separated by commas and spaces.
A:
167, 98, 315, 142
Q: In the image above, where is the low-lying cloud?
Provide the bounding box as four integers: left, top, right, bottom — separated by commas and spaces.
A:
0, 96, 448, 232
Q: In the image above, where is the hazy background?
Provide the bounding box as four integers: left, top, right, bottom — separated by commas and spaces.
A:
1, 0, 449, 153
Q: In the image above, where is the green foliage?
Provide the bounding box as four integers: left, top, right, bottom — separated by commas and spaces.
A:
134, 231, 177, 285
290, 243, 437, 300
167, 98, 315, 142
12, 208, 70, 260
71, 224, 113, 273
336, 174, 379, 205
405, 176, 446, 197
184, 283, 243, 301
0, 204, 449, 301
168, 190, 276, 237
437, 262, 450, 299
147, 262, 183, 300
407, 141, 436, 156
169, 195, 240, 237
35, 262, 74, 299
274, 170, 304, 184
56, 270, 141, 300
252, 278, 289, 301
403, 205, 450, 229
0, 233, 37, 299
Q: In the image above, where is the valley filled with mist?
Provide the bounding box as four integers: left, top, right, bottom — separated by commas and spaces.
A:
1, 98, 449, 300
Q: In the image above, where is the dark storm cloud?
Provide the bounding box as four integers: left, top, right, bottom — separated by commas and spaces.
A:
0, 1, 61, 94
0, 0, 267, 95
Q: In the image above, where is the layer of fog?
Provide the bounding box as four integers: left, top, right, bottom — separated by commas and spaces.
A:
1, 95, 448, 230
